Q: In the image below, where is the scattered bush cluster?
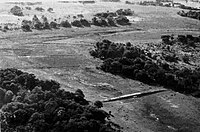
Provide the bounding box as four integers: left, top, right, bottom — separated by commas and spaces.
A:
92, 9, 133, 27
94, 12, 117, 18
20, 8, 133, 31
138, 0, 200, 9
161, 34, 200, 48
125, 1, 135, 5
89, 39, 200, 97
116, 9, 134, 16
21, 16, 91, 31
178, 5, 200, 10
71, 19, 91, 27
177, 10, 200, 21
0, 68, 121, 132
138, 1, 158, 6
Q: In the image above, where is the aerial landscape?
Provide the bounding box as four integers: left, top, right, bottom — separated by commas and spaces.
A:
0, 0, 200, 132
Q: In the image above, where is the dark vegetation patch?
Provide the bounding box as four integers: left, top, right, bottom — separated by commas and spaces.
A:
92, 9, 134, 27
50, 21, 59, 29
35, 7, 45, 12
115, 9, 134, 16
80, 19, 91, 27
138, 1, 158, 6
25, 7, 32, 10
79, 1, 96, 4
71, 20, 84, 28
178, 10, 200, 21
10, 6, 24, 16
0, 68, 122, 132
47, 8, 54, 13
178, 4, 200, 11
125, 1, 135, 5
60, 20, 72, 28
89, 36, 200, 97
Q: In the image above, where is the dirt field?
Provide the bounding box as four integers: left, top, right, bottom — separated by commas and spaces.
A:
0, 1, 200, 132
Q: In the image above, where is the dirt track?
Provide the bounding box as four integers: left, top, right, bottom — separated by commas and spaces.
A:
0, 3, 200, 132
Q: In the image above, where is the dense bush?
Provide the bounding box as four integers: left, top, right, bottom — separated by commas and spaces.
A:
22, 15, 56, 31
179, 5, 200, 10
177, 10, 200, 21
92, 17, 109, 27
50, 21, 59, 29
107, 17, 117, 27
71, 20, 83, 27
90, 39, 200, 97
47, 8, 53, 12
32, 15, 43, 30
80, 19, 91, 27
138, 1, 157, 6
115, 16, 130, 25
10, 6, 24, 16
35, 7, 45, 12
92, 9, 132, 27
94, 12, 117, 18
21, 24, 32, 32
0, 68, 121, 132
116, 9, 134, 16
25, 7, 32, 10
161, 34, 200, 48
60, 20, 72, 28
41, 15, 51, 29
125, 1, 135, 4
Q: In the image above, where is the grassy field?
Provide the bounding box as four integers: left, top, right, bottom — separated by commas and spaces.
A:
0, 1, 200, 132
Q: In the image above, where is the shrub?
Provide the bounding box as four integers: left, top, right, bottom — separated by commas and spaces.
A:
80, 19, 91, 27
50, 21, 59, 29
60, 20, 72, 28
35, 7, 45, 12
21, 24, 32, 32
71, 20, 83, 27
10, 6, 23, 16
47, 8, 53, 12
115, 16, 130, 25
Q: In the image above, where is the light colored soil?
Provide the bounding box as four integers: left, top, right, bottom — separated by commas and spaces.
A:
0, 1, 200, 132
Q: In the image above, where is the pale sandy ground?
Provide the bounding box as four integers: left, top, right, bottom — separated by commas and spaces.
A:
0, 1, 200, 132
